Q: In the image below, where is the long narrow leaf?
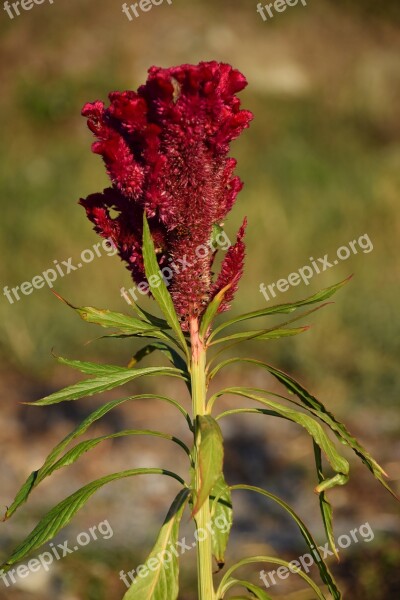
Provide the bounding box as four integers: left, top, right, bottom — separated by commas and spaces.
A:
209, 326, 309, 346
4, 395, 190, 520
128, 342, 189, 378
217, 556, 327, 600
1, 469, 185, 571
207, 303, 330, 364
215, 390, 350, 481
217, 409, 349, 493
53, 292, 163, 335
73, 306, 162, 334
142, 214, 188, 358
230, 485, 341, 600
221, 578, 274, 599
29, 365, 183, 406
209, 276, 351, 340
56, 356, 128, 376
210, 357, 397, 498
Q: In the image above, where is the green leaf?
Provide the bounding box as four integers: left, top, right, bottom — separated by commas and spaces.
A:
207, 304, 329, 365
53, 293, 164, 335
123, 489, 189, 599
210, 358, 397, 499
222, 579, 273, 599
129, 302, 170, 330
51, 430, 189, 471
314, 442, 338, 559
30, 365, 183, 406
96, 329, 182, 348
73, 306, 162, 334
217, 556, 327, 600
210, 474, 232, 569
199, 284, 232, 340
142, 214, 188, 358
192, 416, 224, 516
0, 469, 185, 571
128, 342, 188, 375
209, 276, 351, 340
230, 485, 341, 600
209, 326, 309, 346
56, 355, 128, 376
4, 395, 190, 520
263, 362, 397, 498
215, 390, 350, 481
127, 342, 190, 393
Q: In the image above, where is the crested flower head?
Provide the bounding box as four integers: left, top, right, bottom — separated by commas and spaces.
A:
80, 61, 253, 330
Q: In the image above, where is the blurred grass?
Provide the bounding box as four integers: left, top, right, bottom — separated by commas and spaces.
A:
1, 0, 399, 405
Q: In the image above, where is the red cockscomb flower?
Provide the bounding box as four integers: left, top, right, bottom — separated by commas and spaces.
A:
80, 61, 253, 330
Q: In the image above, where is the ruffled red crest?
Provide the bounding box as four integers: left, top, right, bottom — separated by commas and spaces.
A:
81, 62, 253, 329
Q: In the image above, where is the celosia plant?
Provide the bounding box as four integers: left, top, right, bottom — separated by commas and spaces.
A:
1, 62, 396, 600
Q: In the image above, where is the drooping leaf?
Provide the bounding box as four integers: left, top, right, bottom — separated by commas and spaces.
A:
314, 442, 338, 559
4, 395, 190, 520
210, 357, 397, 498
210, 474, 233, 569
123, 489, 189, 599
192, 416, 224, 516
1, 469, 185, 571
230, 485, 341, 600
209, 276, 351, 340
51, 430, 189, 471
264, 363, 397, 497
29, 365, 183, 406
142, 214, 188, 358
215, 390, 350, 482
221, 579, 273, 600
217, 556, 327, 600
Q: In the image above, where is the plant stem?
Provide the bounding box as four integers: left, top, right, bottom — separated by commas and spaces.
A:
190, 317, 215, 600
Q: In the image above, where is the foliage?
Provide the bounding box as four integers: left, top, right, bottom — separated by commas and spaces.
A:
1, 215, 396, 599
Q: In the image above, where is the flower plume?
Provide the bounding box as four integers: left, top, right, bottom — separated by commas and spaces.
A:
80, 61, 253, 329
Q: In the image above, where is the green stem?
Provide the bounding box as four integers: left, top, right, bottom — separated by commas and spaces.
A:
190, 317, 215, 600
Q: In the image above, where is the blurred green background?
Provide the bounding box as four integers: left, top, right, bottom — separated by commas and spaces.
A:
0, 0, 399, 598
